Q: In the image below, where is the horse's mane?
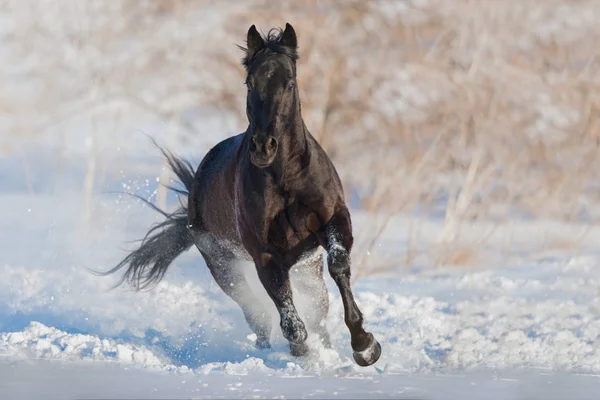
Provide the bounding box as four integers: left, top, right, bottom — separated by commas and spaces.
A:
239, 27, 299, 69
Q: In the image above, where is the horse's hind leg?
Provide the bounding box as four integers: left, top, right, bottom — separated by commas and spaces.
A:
201, 251, 272, 349
290, 252, 331, 348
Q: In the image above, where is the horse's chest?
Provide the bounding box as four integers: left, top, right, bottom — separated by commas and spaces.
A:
268, 201, 319, 250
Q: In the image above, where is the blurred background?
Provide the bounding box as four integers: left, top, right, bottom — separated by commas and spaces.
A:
2, 0, 600, 277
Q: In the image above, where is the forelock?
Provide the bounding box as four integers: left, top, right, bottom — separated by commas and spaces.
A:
239, 27, 299, 69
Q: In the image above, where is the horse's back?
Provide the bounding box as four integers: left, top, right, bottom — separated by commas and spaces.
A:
188, 133, 244, 245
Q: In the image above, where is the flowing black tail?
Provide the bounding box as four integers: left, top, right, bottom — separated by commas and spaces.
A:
97, 147, 196, 290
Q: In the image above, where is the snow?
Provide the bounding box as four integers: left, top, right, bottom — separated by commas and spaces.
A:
5, 360, 600, 400
3, 169, 600, 398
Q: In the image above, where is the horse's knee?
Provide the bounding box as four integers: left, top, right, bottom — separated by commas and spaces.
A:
327, 248, 351, 280
326, 223, 352, 280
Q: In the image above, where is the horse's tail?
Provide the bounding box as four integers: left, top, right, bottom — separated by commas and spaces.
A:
96, 147, 196, 290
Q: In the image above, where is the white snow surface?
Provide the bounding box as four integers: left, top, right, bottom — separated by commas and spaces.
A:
3, 186, 600, 399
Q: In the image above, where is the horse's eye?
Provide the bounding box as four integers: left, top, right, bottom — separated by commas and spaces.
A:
288, 82, 296, 91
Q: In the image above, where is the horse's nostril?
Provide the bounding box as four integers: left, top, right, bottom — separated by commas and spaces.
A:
249, 136, 257, 152
267, 137, 277, 151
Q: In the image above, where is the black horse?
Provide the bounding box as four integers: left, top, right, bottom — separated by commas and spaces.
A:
102, 23, 381, 367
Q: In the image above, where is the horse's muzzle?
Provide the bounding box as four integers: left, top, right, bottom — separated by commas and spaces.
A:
249, 135, 278, 168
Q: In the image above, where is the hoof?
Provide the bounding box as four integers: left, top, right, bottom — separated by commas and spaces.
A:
352, 333, 381, 367
290, 341, 309, 357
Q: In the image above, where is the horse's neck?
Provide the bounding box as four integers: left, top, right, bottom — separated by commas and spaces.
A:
272, 120, 310, 186
283, 120, 308, 156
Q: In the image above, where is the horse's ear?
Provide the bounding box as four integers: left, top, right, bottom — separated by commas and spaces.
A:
280, 23, 297, 50
246, 25, 264, 59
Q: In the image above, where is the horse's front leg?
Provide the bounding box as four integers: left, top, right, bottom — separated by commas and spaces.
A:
255, 253, 309, 356
325, 208, 381, 366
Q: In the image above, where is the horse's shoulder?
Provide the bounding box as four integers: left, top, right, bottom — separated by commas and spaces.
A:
298, 136, 346, 207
